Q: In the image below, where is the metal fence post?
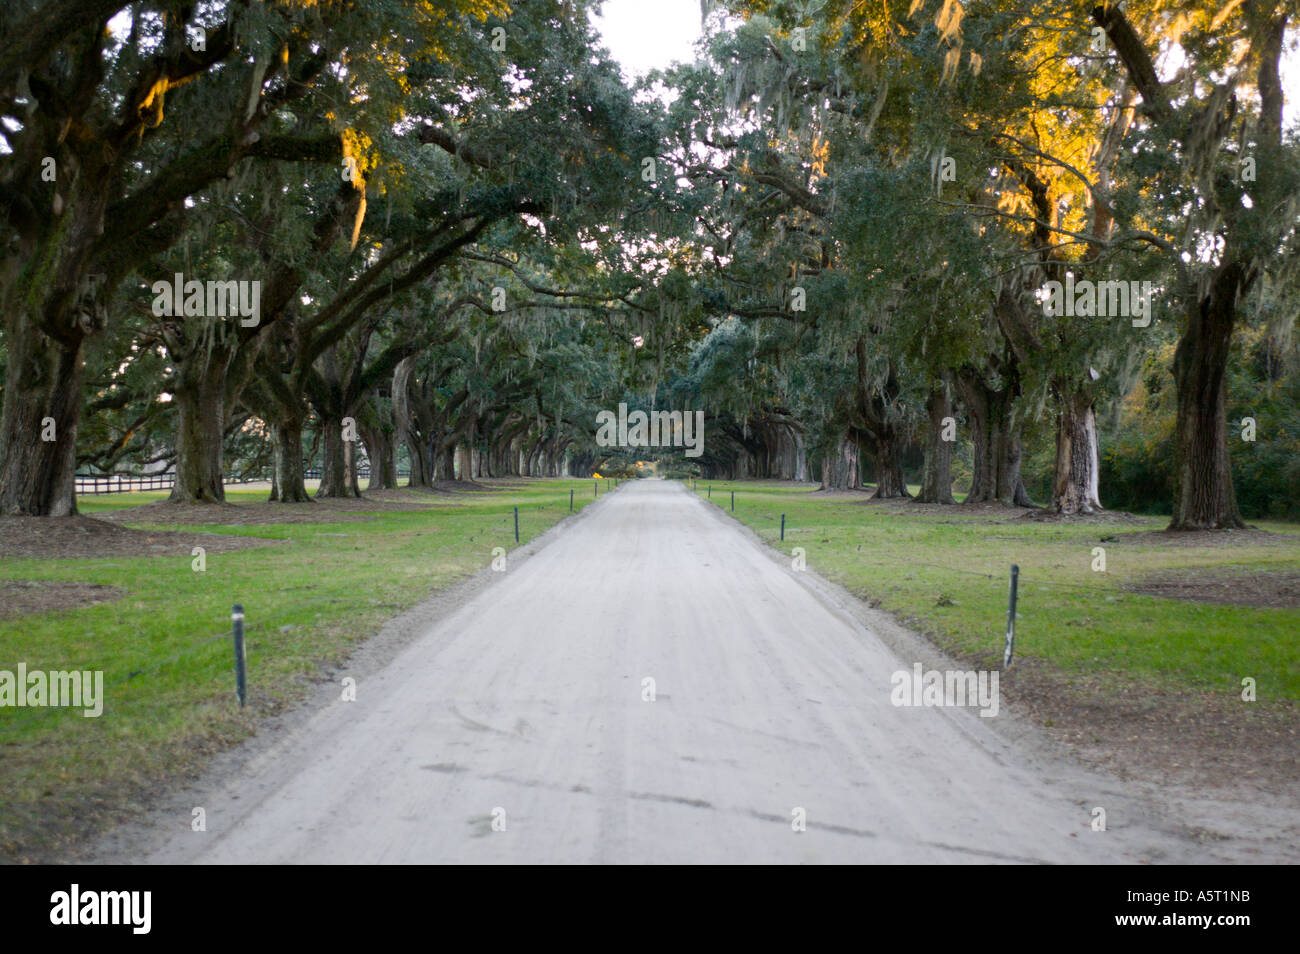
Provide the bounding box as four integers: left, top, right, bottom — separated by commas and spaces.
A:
780, 514, 785, 541
513, 506, 519, 543
232, 604, 247, 707
1003, 565, 1020, 669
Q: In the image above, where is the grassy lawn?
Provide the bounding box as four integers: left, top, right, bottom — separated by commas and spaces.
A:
689, 479, 1300, 706
0, 478, 611, 861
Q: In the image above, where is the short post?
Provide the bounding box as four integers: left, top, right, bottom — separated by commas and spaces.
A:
780, 514, 785, 541
232, 604, 247, 708
594, 479, 598, 497
708, 484, 711, 499
1003, 565, 1020, 669
730, 490, 735, 512
513, 506, 519, 543
569, 489, 574, 512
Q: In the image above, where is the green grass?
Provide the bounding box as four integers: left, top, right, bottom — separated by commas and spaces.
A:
0, 478, 613, 861
689, 479, 1300, 704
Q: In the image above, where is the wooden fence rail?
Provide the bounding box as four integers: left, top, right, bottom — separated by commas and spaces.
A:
74, 474, 176, 495
75, 469, 412, 495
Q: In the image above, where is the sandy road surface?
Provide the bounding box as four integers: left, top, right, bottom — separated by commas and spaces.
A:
109, 480, 1255, 863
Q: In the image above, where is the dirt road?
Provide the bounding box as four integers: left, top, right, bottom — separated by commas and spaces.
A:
107, 480, 1271, 863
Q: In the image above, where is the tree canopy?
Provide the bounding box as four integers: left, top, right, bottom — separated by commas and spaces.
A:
2, 0, 1297, 525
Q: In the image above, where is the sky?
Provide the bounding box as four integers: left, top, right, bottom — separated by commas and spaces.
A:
590, 0, 704, 80
591, 1, 1299, 128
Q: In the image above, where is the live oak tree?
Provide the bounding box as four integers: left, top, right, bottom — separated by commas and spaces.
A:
695, 0, 1299, 523
1, 0, 343, 513
0, 0, 505, 514
1090, 0, 1299, 528
10, 0, 1298, 527
164, 0, 651, 502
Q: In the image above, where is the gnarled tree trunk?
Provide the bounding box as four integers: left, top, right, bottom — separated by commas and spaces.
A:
851, 341, 909, 499
317, 417, 361, 499
1052, 388, 1102, 515
407, 439, 434, 487
0, 333, 83, 515
1169, 265, 1246, 529
916, 379, 955, 504
169, 357, 229, 504
438, 441, 456, 481
958, 370, 1032, 507
359, 420, 396, 490
0, 145, 113, 516
865, 428, 910, 499
268, 418, 311, 503
819, 431, 859, 490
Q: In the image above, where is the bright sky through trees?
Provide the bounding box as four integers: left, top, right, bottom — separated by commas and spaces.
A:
591, 0, 703, 78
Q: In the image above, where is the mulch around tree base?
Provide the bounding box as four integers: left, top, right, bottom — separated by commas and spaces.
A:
0, 515, 281, 560
1118, 527, 1288, 547
92, 492, 445, 526
0, 580, 125, 618
1125, 567, 1300, 609
1018, 507, 1146, 524
999, 660, 1300, 794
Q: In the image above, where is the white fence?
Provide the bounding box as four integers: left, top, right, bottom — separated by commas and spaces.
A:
75, 473, 176, 495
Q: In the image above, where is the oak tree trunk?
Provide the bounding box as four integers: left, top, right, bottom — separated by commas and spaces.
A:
169, 371, 227, 504
454, 443, 473, 481
1169, 267, 1246, 529
959, 373, 1032, 507
360, 423, 397, 490
0, 330, 83, 515
1051, 389, 1103, 515
405, 436, 433, 487
317, 418, 361, 499
269, 418, 311, 502
867, 429, 910, 499
819, 431, 859, 490
916, 381, 955, 504
0, 149, 113, 516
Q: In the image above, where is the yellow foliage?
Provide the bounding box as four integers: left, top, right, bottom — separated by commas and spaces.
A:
810, 135, 830, 180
